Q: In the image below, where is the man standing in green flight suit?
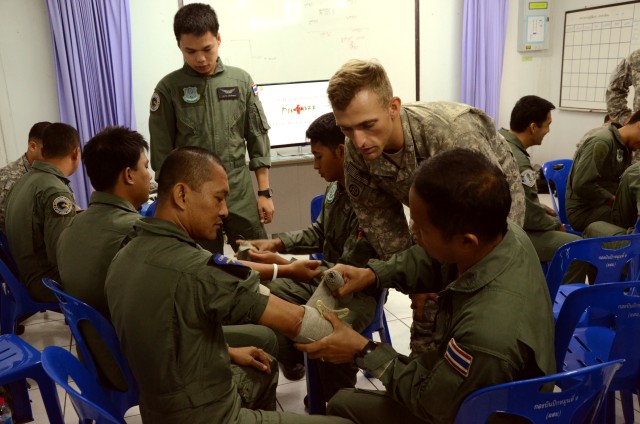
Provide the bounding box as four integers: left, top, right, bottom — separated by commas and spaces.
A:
149, 3, 274, 254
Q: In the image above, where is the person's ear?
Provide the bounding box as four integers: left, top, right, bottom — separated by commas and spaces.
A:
172, 183, 189, 210
389, 97, 401, 119
460, 233, 479, 249
123, 167, 135, 185
335, 144, 345, 160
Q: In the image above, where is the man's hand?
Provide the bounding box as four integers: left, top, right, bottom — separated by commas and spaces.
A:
237, 238, 285, 253
282, 259, 322, 282
330, 264, 377, 298
544, 205, 557, 217
228, 346, 272, 374
257, 197, 275, 224
558, 224, 567, 233
410, 293, 438, 323
295, 312, 368, 364
605, 196, 616, 207
248, 250, 290, 265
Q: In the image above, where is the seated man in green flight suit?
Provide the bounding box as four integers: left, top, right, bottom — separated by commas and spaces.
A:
240, 113, 378, 402
57, 127, 280, 411
298, 148, 556, 424
105, 146, 353, 424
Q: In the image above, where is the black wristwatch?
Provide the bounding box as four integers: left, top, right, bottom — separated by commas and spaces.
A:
354, 339, 378, 369
257, 188, 273, 198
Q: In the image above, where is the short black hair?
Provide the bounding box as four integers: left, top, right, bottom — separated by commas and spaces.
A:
509, 95, 555, 132
412, 148, 510, 242
306, 113, 345, 151
627, 110, 640, 125
83, 126, 149, 191
41, 123, 80, 159
28, 122, 51, 142
174, 3, 219, 41
157, 147, 225, 200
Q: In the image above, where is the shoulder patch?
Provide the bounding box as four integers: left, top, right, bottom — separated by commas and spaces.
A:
150, 92, 160, 112
252, 83, 259, 96
444, 338, 473, 378
52, 196, 74, 216
520, 169, 537, 187
617, 148, 624, 163
326, 184, 338, 204
208, 253, 251, 279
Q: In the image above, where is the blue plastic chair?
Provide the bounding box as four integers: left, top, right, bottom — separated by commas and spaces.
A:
0, 231, 59, 334
555, 281, 640, 423
453, 359, 623, 424
305, 288, 392, 415
0, 334, 64, 423
42, 278, 139, 418
309, 194, 325, 261
545, 234, 640, 318
41, 346, 124, 424
139, 199, 157, 217
542, 159, 581, 235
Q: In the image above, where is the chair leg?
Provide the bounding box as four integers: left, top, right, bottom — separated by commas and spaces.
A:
381, 314, 392, 345
620, 390, 635, 424
304, 352, 326, 415
6, 380, 33, 422
33, 371, 64, 424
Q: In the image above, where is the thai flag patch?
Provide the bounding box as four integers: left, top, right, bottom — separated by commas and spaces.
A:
252, 83, 259, 96
444, 338, 473, 378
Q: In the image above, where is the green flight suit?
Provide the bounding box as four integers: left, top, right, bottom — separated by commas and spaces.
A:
500, 129, 581, 261
583, 163, 640, 237
5, 161, 76, 302
269, 182, 377, 400
566, 125, 631, 232
57, 192, 281, 409
149, 59, 271, 254
327, 222, 556, 424
105, 218, 351, 424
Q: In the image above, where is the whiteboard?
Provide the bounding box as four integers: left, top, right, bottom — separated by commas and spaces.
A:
560, 1, 640, 111
185, 0, 417, 102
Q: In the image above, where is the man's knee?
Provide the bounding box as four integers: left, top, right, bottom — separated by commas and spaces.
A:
327, 388, 357, 417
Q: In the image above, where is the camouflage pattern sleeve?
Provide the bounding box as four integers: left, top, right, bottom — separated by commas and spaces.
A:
344, 145, 413, 261
0, 156, 29, 232
606, 55, 633, 125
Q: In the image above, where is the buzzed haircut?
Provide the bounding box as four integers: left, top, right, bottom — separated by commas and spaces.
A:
509, 95, 555, 133
327, 59, 393, 111
83, 126, 149, 191
627, 110, 640, 125
28, 121, 52, 142
157, 147, 224, 200
413, 148, 511, 242
174, 3, 219, 41
41, 123, 80, 159
306, 112, 345, 151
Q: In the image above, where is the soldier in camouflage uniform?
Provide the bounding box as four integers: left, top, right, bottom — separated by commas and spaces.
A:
298, 149, 555, 424
327, 60, 525, 356
0, 121, 50, 232
606, 49, 640, 125
5, 123, 81, 303
244, 113, 378, 401
566, 111, 640, 232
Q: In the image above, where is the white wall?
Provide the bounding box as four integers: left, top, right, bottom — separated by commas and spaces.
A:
499, 0, 623, 167
0, 0, 464, 164
0, 0, 59, 164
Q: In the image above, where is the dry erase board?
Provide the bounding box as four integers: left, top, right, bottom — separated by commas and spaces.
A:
185, 0, 417, 101
560, 1, 640, 111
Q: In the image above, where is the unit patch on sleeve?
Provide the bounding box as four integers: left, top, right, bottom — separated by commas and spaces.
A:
444, 338, 473, 378
52, 196, 74, 216
208, 253, 251, 279
150, 92, 160, 112
520, 169, 537, 188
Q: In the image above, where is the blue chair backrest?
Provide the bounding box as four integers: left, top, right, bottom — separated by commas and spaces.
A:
453, 359, 623, 424
541, 159, 573, 227
0, 232, 59, 334
310, 194, 325, 261
555, 281, 640, 391
139, 200, 157, 217
41, 346, 124, 424
42, 278, 139, 417
545, 234, 640, 301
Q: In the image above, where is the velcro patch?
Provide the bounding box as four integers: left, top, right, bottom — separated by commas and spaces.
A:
444, 338, 473, 377
217, 87, 240, 100
52, 196, 74, 216
520, 169, 536, 187
208, 253, 251, 279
